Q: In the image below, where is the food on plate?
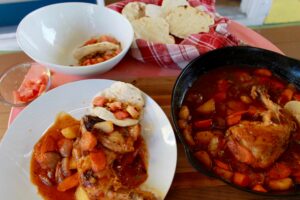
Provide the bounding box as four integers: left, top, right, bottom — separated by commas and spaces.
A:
31, 82, 157, 200
91, 82, 144, 127
121, 2, 146, 22
178, 66, 300, 192
13, 72, 49, 103
73, 35, 121, 66
165, 6, 214, 38
131, 17, 175, 44
121, 0, 215, 43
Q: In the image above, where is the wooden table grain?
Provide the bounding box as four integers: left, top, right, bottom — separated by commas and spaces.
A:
1, 25, 300, 199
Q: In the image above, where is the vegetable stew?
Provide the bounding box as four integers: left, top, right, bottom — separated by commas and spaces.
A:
178, 66, 300, 193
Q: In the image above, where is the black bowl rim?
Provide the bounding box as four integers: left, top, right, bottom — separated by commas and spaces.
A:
171, 46, 300, 196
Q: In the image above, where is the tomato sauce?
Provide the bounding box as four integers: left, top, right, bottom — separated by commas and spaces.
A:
31, 113, 80, 200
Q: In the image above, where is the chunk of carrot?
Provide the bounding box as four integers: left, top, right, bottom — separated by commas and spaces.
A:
93, 96, 107, 107
57, 173, 79, 192
233, 172, 250, 187
254, 68, 272, 77
114, 110, 130, 120
90, 150, 107, 172
194, 119, 212, 129
268, 163, 291, 180
214, 160, 230, 171
252, 184, 267, 193
80, 132, 97, 152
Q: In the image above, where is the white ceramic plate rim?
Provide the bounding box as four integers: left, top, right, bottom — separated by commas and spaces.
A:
0, 79, 177, 199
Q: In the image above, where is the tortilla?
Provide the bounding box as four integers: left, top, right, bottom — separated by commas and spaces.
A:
122, 2, 146, 22
91, 107, 139, 127
161, 0, 189, 15
91, 82, 145, 127
145, 4, 163, 18
73, 41, 119, 60
165, 6, 214, 38
131, 17, 175, 44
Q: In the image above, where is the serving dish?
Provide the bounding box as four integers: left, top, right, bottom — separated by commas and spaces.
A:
0, 79, 177, 199
16, 3, 134, 76
171, 46, 300, 195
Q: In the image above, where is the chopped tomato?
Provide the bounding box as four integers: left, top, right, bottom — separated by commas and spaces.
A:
83, 38, 98, 46
99, 35, 119, 44
114, 110, 130, 120
14, 74, 48, 103
93, 96, 107, 107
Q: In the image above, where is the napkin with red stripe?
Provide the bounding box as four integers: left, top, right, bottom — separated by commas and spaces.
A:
108, 0, 241, 69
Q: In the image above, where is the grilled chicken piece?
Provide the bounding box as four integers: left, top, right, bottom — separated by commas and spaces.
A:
226, 86, 296, 169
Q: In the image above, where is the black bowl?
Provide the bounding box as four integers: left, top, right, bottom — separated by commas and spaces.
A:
171, 46, 300, 196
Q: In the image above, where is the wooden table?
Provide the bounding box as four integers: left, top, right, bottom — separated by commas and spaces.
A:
1, 25, 300, 200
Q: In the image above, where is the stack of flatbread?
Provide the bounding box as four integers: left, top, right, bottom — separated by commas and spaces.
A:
122, 0, 215, 44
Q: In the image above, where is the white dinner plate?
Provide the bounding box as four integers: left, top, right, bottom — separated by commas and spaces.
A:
0, 79, 177, 199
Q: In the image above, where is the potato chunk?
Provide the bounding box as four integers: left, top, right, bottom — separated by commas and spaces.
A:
268, 178, 293, 191
61, 125, 80, 139
75, 186, 90, 200
94, 121, 114, 133
196, 99, 215, 114
179, 105, 190, 120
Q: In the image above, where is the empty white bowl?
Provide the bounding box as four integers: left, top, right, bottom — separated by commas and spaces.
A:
16, 2, 134, 76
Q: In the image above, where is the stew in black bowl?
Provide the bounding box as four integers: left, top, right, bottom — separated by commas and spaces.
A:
171, 46, 300, 196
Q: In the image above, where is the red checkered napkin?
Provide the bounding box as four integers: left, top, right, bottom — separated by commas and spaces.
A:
108, 0, 241, 69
